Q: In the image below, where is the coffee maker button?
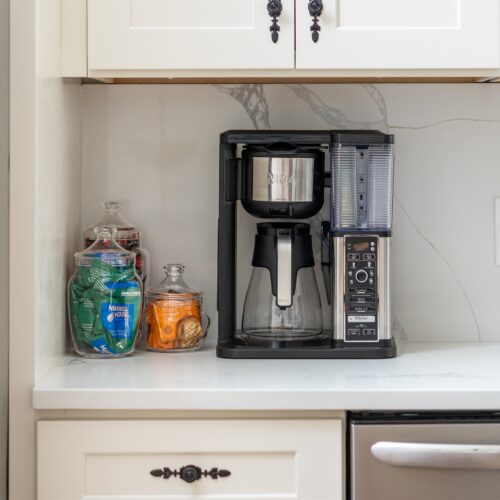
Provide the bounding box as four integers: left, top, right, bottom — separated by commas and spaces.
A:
355, 269, 369, 284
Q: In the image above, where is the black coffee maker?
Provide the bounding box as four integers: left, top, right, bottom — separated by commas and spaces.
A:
217, 130, 396, 359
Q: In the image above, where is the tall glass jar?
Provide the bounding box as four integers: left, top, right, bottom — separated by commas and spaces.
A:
84, 201, 150, 287
68, 226, 143, 358
144, 264, 209, 352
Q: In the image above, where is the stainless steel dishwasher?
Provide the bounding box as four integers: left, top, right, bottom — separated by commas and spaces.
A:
350, 412, 500, 500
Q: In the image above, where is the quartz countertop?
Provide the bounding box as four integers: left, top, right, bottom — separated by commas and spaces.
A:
33, 341, 500, 411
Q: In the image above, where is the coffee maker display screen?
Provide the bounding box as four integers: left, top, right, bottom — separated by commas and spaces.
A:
352, 242, 370, 252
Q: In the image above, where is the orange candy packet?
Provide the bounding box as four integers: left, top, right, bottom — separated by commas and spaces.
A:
146, 295, 203, 351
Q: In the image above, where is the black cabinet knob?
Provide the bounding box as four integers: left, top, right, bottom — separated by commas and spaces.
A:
267, 0, 282, 16
308, 0, 322, 16
179, 465, 201, 483
151, 466, 231, 483
308, 0, 323, 42
267, 0, 283, 43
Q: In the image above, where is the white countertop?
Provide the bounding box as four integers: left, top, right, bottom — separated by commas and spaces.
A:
33, 342, 500, 411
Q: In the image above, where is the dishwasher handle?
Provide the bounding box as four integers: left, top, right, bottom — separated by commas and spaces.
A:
371, 441, 500, 470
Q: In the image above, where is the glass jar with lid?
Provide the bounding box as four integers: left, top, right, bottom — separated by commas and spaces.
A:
68, 226, 143, 358
145, 264, 209, 352
84, 201, 150, 287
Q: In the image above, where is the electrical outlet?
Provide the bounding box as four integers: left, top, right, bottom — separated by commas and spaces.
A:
495, 197, 500, 265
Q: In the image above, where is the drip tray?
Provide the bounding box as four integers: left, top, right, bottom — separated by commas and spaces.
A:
217, 331, 396, 359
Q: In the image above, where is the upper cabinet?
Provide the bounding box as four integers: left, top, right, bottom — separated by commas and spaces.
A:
88, 0, 295, 70
67, 0, 500, 77
296, 0, 500, 69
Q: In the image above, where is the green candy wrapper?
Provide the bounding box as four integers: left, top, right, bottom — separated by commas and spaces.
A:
69, 257, 142, 356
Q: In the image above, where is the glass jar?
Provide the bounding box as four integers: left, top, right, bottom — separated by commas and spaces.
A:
84, 201, 150, 287
144, 264, 209, 352
68, 226, 143, 358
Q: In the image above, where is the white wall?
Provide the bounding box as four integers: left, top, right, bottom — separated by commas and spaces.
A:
10, 0, 82, 497
35, 0, 82, 381
82, 83, 500, 343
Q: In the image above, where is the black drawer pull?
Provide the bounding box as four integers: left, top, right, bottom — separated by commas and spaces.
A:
308, 0, 323, 42
151, 465, 231, 484
267, 0, 283, 43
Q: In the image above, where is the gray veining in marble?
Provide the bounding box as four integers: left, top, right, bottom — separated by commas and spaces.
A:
214, 84, 270, 129
390, 117, 500, 130
395, 194, 481, 340
287, 83, 389, 131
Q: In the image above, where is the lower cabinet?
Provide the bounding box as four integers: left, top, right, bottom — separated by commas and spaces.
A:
38, 419, 343, 500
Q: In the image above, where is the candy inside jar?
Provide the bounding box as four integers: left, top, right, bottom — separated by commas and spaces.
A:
68, 226, 143, 358
145, 264, 208, 352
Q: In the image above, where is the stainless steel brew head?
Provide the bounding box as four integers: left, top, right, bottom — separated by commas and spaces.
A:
241, 145, 325, 219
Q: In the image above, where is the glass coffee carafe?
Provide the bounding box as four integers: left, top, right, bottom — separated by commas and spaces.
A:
242, 223, 323, 341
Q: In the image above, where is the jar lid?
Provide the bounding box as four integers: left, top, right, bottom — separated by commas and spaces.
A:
76, 226, 136, 267
84, 201, 141, 243
146, 264, 203, 302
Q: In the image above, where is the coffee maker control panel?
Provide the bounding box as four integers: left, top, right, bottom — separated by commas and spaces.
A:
345, 236, 378, 342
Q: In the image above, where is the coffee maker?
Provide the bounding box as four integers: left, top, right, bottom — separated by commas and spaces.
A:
217, 130, 396, 359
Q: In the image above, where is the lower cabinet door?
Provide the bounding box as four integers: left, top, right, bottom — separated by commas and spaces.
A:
38, 419, 343, 500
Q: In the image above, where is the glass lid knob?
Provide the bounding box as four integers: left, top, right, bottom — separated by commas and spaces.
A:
94, 225, 117, 239
164, 264, 185, 277
102, 201, 122, 214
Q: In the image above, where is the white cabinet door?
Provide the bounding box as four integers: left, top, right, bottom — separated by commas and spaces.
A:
38, 419, 343, 500
88, 0, 294, 70
296, 0, 500, 69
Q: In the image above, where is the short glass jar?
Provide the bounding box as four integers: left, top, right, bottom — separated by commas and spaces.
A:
144, 264, 209, 352
68, 226, 143, 358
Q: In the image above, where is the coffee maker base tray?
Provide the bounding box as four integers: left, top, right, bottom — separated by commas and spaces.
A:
217, 335, 396, 359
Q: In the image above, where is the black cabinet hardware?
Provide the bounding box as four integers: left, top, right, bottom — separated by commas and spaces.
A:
308, 0, 323, 42
151, 466, 231, 484
267, 0, 283, 43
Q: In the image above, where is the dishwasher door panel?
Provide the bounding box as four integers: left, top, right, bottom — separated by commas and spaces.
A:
351, 422, 500, 500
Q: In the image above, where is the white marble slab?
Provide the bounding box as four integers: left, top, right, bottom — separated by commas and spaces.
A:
80, 84, 500, 346
33, 342, 500, 411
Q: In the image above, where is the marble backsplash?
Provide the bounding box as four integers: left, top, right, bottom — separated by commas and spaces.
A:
82, 83, 500, 342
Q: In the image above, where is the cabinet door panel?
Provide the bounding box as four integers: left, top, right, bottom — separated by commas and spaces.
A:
296, 0, 500, 69
88, 0, 294, 70
37, 419, 343, 500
